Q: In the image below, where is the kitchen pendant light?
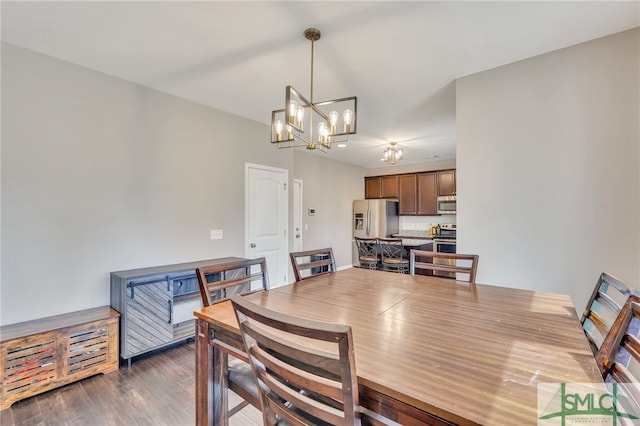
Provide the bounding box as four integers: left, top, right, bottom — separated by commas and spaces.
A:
381, 142, 403, 164
270, 28, 357, 151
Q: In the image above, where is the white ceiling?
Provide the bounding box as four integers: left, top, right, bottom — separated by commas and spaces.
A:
2, 1, 638, 169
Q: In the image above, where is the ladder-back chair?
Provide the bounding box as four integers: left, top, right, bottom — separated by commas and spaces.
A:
230, 294, 398, 426
581, 272, 633, 356
409, 250, 479, 287
195, 257, 270, 418
289, 248, 336, 282
595, 295, 640, 415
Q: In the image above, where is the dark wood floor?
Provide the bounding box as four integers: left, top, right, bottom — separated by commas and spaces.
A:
0, 342, 262, 426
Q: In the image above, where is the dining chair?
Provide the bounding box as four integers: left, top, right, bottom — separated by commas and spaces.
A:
289, 247, 336, 282
230, 294, 398, 426
594, 294, 640, 414
354, 236, 380, 270
409, 250, 479, 287
378, 238, 409, 273
580, 272, 633, 356
196, 257, 270, 418
196, 257, 270, 306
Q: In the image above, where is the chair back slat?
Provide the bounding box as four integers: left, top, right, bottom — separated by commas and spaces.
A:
581, 272, 633, 355
289, 248, 336, 282
409, 250, 479, 286
595, 295, 640, 412
231, 294, 359, 426
196, 257, 270, 307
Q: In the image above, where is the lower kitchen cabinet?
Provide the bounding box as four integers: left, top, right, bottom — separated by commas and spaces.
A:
110, 257, 243, 365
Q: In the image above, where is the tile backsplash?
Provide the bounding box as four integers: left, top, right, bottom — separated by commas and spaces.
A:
399, 215, 456, 232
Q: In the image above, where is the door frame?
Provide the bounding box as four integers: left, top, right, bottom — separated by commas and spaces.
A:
293, 179, 303, 252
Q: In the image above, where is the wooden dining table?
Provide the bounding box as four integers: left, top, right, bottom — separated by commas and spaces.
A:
193, 268, 602, 426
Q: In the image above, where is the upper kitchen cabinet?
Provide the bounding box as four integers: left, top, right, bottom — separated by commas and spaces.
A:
365, 177, 381, 199
381, 175, 399, 198
437, 169, 456, 196
365, 168, 455, 215
365, 175, 398, 199
398, 174, 417, 214
417, 172, 438, 215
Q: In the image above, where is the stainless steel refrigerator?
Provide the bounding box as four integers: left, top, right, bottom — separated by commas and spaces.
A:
352, 199, 399, 266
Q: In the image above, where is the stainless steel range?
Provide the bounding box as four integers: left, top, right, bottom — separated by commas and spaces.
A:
433, 224, 456, 253
433, 224, 456, 277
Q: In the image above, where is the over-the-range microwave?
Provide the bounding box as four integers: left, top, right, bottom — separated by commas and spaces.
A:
437, 195, 456, 215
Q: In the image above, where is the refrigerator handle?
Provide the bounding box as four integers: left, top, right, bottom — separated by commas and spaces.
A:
366, 207, 371, 236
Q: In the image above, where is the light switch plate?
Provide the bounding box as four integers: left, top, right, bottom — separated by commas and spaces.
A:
210, 229, 223, 240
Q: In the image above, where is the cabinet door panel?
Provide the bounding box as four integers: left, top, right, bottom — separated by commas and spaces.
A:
399, 174, 417, 215
418, 173, 438, 215
380, 175, 399, 198
437, 170, 456, 196
124, 281, 172, 358
2, 333, 59, 399
365, 177, 381, 199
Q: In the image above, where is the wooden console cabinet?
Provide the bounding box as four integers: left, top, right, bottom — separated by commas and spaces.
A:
0, 306, 119, 409
110, 257, 243, 365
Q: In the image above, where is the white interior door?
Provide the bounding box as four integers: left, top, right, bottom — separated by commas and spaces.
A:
293, 179, 303, 252
246, 163, 288, 287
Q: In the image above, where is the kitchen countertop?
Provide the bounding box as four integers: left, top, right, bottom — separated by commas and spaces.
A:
392, 231, 434, 240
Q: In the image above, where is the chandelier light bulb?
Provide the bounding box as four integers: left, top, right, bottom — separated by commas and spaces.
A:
343, 109, 353, 133
329, 111, 339, 134
318, 122, 327, 142
289, 101, 297, 125
287, 125, 293, 140
296, 106, 305, 130
275, 120, 283, 141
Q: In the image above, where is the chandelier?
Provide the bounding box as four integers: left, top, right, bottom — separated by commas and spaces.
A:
271, 28, 357, 151
381, 142, 403, 164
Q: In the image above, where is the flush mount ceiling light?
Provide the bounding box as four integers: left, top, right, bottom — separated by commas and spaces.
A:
271, 28, 357, 151
381, 142, 403, 164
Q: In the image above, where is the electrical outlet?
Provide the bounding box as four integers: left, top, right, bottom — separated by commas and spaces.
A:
210, 229, 223, 240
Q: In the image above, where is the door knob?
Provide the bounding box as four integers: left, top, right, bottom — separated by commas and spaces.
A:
250, 243, 256, 248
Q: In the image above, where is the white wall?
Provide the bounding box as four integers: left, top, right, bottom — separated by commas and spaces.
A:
0, 42, 296, 325
399, 215, 456, 232
366, 158, 456, 177
293, 151, 364, 269
456, 28, 640, 311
